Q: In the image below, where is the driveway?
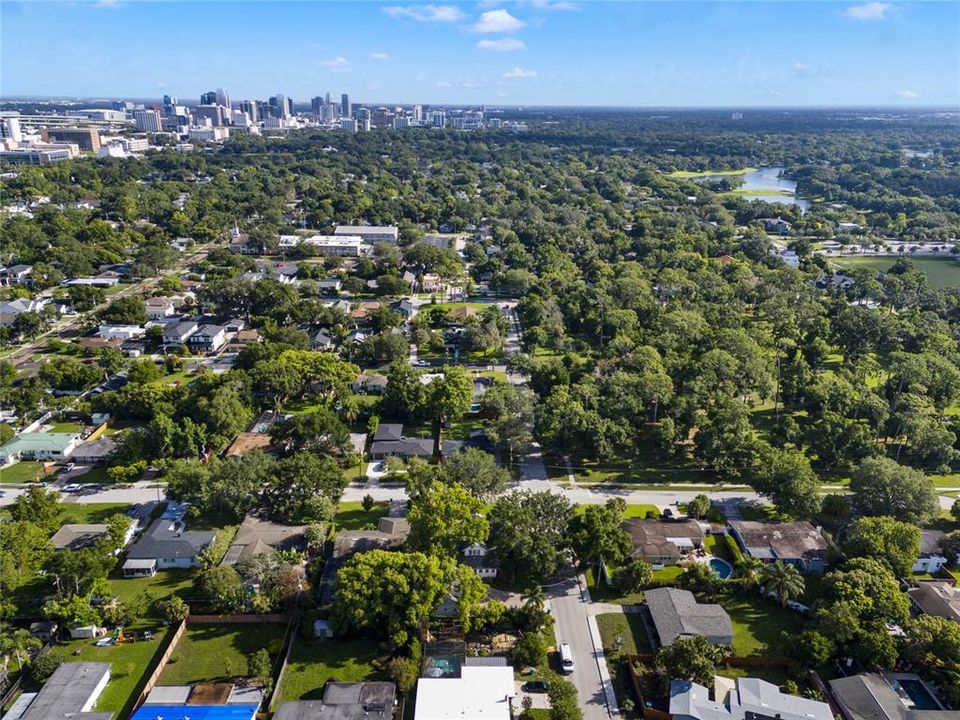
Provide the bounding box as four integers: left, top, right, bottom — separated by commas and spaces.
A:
548, 577, 610, 720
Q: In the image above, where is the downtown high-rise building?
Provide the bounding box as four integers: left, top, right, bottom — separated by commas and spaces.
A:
340, 93, 351, 118
132, 108, 162, 132
200, 90, 217, 106
215, 87, 231, 110
239, 100, 259, 122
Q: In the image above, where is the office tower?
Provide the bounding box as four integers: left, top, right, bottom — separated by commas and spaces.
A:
132, 108, 162, 132
430, 110, 446, 128
1, 116, 23, 143
325, 92, 331, 107
393, 116, 409, 129
311, 96, 324, 114
40, 127, 101, 152
193, 105, 225, 127
239, 100, 259, 122
270, 94, 290, 120
162, 95, 178, 117
412, 105, 422, 122
200, 91, 217, 105
371, 107, 393, 128
340, 118, 357, 132
287, 97, 294, 117
341, 93, 351, 118
216, 87, 231, 110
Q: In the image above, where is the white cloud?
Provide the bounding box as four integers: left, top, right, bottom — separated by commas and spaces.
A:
503, 67, 538, 78
369, 52, 389, 61
383, 4, 464, 22
320, 56, 349, 67
896, 89, 920, 98
844, 2, 893, 21
477, 38, 526, 52
435, 81, 453, 88
529, 0, 579, 9
471, 9, 525, 33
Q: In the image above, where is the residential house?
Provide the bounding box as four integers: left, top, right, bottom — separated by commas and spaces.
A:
368, 423, 464, 461
187, 324, 228, 353
645, 587, 734, 648
228, 233, 255, 254
830, 673, 956, 720
351, 372, 388, 395
161, 320, 199, 345
670, 677, 832, 720
346, 328, 369, 344
621, 518, 705, 567
63, 276, 120, 288
351, 301, 382, 322
50, 524, 112, 551
17, 662, 112, 720
222, 515, 308, 566
761, 217, 792, 235
421, 273, 443, 293
0, 298, 47, 327
98, 324, 145, 341
278, 234, 303, 253
908, 581, 960, 623
0, 432, 80, 464
461, 543, 498, 579
145, 297, 178, 320
914, 530, 953, 574
122, 518, 215, 576
72, 437, 118, 464
414, 666, 514, 720
275, 682, 396, 720
312, 330, 335, 351
395, 298, 415, 317
316, 278, 343, 294
727, 520, 828, 575
0, 264, 33, 287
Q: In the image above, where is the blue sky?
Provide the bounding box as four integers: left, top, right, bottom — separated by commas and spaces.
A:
2, 1, 958, 107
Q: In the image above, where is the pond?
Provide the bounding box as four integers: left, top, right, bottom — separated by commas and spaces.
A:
738, 167, 810, 211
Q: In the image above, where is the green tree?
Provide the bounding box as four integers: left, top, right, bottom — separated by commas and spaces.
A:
512, 631, 548, 668
10, 486, 62, 533
488, 490, 574, 582
442, 447, 510, 500
271, 408, 350, 456
751, 446, 821, 518
29, 650, 64, 683
196, 565, 245, 613
842, 516, 921, 577
0, 521, 52, 596
248, 648, 273, 689
655, 635, 726, 687
615, 557, 654, 594
850, 456, 939, 525
687, 494, 711, 520
548, 675, 584, 720
386, 655, 420, 695
156, 596, 190, 624
43, 594, 101, 628
105, 513, 132, 551
408, 483, 489, 558
0, 628, 41, 671
264, 453, 344, 523
901, 616, 960, 705
332, 550, 449, 646
569, 498, 632, 574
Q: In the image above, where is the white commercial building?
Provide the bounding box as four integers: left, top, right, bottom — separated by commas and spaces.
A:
334, 224, 399, 244
98, 324, 145, 341
188, 126, 229, 142
414, 666, 514, 720
304, 234, 365, 257
132, 108, 162, 132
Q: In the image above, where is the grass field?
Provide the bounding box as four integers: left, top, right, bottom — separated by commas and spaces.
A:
159, 623, 287, 685
831, 256, 960, 289
334, 501, 389, 531
59, 629, 170, 719
0, 461, 47, 484
667, 168, 755, 179
73, 466, 113, 484
106, 569, 197, 609
49, 421, 85, 433
277, 637, 383, 703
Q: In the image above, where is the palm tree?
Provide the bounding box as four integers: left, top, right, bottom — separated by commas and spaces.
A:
521, 584, 546, 612
760, 561, 804, 606
0, 629, 41, 672
736, 556, 765, 593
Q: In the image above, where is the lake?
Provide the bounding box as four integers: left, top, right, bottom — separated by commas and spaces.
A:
690, 166, 810, 211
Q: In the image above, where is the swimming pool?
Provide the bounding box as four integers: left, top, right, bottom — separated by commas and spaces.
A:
709, 558, 733, 579
892, 678, 941, 710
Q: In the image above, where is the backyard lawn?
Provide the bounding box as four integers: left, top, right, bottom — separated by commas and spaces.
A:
276, 637, 383, 704
49, 421, 86, 433
0, 461, 47, 484
335, 501, 389, 531
58, 628, 170, 719
106, 569, 198, 609
720, 595, 803, 657
73, 466, 113, 484
159, 623, 287, 685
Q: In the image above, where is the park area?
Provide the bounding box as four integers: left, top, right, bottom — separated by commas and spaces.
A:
831, 256, 960, 289
158, 623, 287, 686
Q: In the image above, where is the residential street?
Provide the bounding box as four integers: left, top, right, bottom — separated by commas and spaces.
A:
548, 576, 611, 720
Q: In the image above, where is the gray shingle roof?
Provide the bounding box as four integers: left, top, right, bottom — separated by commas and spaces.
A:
645, 587, 733, 647
126, 519, 214, 561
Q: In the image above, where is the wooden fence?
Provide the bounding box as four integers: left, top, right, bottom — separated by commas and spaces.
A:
129, 618, 188, 711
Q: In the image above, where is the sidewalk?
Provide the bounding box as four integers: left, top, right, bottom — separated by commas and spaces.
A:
580, 574, 620, 719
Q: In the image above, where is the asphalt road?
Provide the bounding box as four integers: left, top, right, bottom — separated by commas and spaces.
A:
549, 576, 610, 720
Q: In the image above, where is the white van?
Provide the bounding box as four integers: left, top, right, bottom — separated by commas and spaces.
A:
559, 643, 575, 674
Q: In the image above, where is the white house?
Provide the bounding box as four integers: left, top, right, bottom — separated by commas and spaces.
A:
187, 324, 227, 353
461, 543, 498, 579
98, 324, 145, 341
278, 234, 302, 253
913, 530, 952, 574
414, 665, 514, 720
145, 297, 177, 320
0, 298, 47, 327
161, 320, 198, 345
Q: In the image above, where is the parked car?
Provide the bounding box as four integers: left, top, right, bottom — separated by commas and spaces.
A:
62, 483, 82, 493
522, 681, 549, 693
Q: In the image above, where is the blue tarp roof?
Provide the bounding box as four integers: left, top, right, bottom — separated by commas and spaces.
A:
130, 705, 259, 720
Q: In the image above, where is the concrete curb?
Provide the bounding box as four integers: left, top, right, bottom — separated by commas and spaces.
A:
578, 574, 620, 719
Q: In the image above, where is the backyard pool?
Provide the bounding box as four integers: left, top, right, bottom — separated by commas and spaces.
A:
709, 558, 733, 579
891, 678, 941, 710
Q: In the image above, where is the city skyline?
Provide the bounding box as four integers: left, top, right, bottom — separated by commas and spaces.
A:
2, 1, 958, 108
